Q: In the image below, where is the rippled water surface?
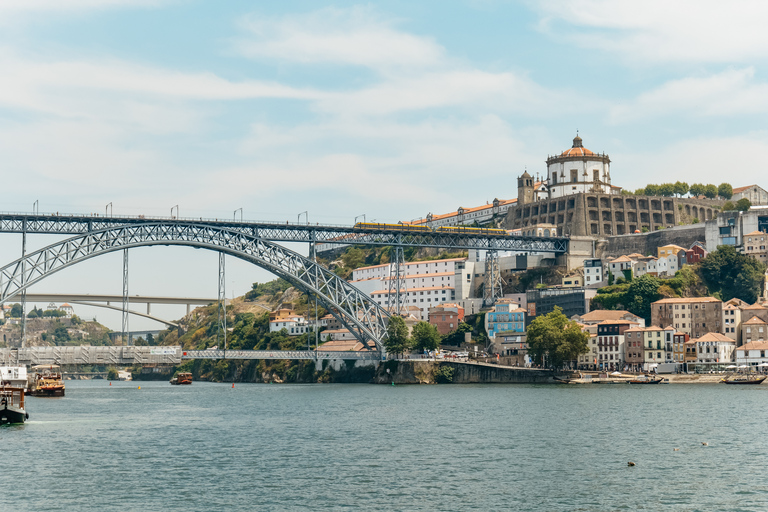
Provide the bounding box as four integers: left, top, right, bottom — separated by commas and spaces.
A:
5, 380, 768, 511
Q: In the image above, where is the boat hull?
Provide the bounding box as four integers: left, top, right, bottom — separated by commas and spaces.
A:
721, 377, 767, 385
0, 405, 27, 425
30, 387, 65, 397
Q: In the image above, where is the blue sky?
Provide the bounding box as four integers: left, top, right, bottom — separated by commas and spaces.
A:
2, 0, 767, 330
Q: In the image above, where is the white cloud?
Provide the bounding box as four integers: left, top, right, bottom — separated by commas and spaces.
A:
533, 0, 768, 64
235, 6, 444, 72
608, 68, 768, 122
617, 133, 768, 190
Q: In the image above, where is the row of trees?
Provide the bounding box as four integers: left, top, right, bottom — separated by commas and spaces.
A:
630, 182, 733, 199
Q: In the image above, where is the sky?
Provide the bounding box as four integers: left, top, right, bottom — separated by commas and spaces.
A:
2, 0, 768, 331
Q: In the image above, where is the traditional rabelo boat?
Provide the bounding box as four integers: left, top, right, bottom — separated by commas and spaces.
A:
0, 383, 28, 424
28, 365, 65, 397
170, 372, 192, 385
720, 373, 767, 385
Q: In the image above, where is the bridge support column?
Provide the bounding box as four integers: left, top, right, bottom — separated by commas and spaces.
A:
387, 245, 408, 316
122, 248, 130, 345
484, 250, 503, 307
218, 252, 227, 351
20, 221, 27, 348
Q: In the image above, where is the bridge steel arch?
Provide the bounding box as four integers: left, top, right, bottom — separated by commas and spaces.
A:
0, 223, 389, 353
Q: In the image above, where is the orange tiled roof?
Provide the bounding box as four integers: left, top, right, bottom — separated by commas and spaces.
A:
578, 310, 635, 322
743, 316, 767, 325
653, 297, 721, 304
733, 185, 757, 193
738, 340, 768, 351
691, 332, 736, 343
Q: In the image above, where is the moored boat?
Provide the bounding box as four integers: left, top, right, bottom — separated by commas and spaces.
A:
0, 384, 28, 424
628, 375, 664, 384
721, 373, 767, 385
170, 372, 192, 385
28, 365, 65, 397
0, 366, 28, 392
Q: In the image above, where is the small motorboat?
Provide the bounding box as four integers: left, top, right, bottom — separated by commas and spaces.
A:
170, 372, 193, 385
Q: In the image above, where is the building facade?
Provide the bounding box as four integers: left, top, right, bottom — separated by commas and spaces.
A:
651, 297, 723, 339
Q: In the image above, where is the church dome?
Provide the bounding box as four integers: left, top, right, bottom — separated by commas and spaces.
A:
559, 135, 596, 157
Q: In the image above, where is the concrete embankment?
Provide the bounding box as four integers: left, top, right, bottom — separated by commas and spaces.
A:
373, 360, 554, 384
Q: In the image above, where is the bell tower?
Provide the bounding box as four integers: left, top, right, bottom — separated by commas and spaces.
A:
517, 170, 534, 205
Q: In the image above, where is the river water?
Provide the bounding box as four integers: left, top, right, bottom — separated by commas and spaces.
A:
4, 380, 768, 511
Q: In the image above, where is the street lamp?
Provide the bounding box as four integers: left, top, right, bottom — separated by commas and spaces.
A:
298, 211, 308, 224
234, 208, 243, 222
106, 202, 112, 216
171, 205, 179, 219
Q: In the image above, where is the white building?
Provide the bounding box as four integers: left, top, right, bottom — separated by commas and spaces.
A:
583, 258, 603, 286
351, 257, 466, 321
544, 135, 617, 200
692, 332, 736, 364
269, 315, 308, 335
732, 184, 768, 206
735, 340, 768, 368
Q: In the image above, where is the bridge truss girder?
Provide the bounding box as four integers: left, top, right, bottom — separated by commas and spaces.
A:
0, 223, 390, 353
0, 214, 568, 252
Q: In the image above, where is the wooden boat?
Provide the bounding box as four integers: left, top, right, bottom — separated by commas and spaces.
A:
28, 365, 65, 397
720, 373, 767, 385
170, 372, 192, 385
628, 375, 664, 384
0, 384, 28, 424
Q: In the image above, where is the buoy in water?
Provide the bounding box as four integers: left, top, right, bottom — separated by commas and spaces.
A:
232, 383, 235, 388
138, 386, 141, 390
109, 382, 111, 386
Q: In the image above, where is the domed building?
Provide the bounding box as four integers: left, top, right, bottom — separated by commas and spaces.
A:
507, 134, 720, 238
545, 135, 616, 200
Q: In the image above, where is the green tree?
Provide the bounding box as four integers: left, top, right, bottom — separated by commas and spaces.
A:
718, 183, 733, 200
644, 184, 659, 196
699, 245, 766, 303
411, 321, 441, 352
526, 307, 589, 368
9, 303, 22, 318
27, 309, 38, 318
634, 188, 646, 195
704, 184, 718, 199
624, 274, 662, 323
442, 322, 472, 345
146, 332, 155, 346
384, 316, 410, 357
736, 198, 751, 211
673, 181, 689, 197
107, 367, 119, 380
658, 183, 675, 197
689, 183, 705, 197
722, 201, 735, 211
341, 247, 366, 270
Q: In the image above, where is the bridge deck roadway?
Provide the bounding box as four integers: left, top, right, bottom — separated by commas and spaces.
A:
0, 346, 380, 365
0, 213, 567, 252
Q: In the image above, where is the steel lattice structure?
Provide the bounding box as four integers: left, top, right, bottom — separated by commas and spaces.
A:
0, 223, 390, 352
0, 214, 568, 252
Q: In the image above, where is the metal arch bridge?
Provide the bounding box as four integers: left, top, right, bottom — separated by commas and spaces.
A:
0, 222, 390, 353
0, 213, 569, 252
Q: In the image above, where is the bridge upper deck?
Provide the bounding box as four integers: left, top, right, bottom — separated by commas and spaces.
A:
0, 213, 568, 252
